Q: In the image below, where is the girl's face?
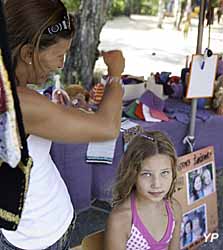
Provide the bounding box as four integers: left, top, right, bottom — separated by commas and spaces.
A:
194, 175, 202, 191
185, 221, 192, 234
193, 217, 200, 231
202, 169, 212, 185
136, 154, 173, 202
29, 38, 72, 84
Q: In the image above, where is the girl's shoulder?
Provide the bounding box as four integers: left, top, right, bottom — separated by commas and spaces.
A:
107, 197, 132, 232
110, 197, 131, 220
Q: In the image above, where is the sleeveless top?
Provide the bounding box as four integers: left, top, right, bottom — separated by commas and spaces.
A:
126, 193, 175, 250
2, 135, 74, 250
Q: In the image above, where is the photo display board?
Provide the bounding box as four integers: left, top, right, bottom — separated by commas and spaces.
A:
173, 146, 218, 249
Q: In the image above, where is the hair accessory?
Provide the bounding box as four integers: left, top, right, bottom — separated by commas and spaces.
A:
139, 134, 155, 142
46, 15, 70, 35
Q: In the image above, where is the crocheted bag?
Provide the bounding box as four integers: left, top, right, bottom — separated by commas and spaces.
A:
0, 2, 32, 231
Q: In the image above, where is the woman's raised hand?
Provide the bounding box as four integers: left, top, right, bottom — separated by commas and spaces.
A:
102, 50, 125, 77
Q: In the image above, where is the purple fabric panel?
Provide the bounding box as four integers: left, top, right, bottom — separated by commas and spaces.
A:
164, 98, 212, 122
91, 135, 124, 201
50, 143, 92, 213
139, 90, 165, 111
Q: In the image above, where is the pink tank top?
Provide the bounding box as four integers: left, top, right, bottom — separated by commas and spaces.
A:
126, 193, 175, 250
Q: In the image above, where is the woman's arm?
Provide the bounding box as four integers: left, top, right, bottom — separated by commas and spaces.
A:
104, 207, 130, 250
168, 199, 182, 250
18, 50, 125, 143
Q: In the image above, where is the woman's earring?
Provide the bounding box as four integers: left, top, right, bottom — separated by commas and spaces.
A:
29, 62, 32, 65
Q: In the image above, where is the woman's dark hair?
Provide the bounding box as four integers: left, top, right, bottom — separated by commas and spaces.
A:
183, 219, 193, 246
4, 0, 74, 67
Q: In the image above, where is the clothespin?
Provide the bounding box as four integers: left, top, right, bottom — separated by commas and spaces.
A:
201, 48, 213, 70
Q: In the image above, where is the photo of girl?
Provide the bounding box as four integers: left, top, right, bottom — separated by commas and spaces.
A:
181, 219, 193, 247
180, 204, 207, 249
104, 131, 182, 250
190, 174, 204, 203
201, 164, 215, 197
187, 162, 215, 205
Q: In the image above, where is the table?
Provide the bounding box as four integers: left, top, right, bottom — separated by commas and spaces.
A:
51, 99, 223, 212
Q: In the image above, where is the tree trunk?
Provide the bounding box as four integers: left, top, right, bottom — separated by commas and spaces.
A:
157, 0, 165, 28
63, 0, 110, 89
124, 0, 133, 17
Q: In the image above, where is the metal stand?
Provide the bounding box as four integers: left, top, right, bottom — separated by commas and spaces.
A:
184, 0, 206, 153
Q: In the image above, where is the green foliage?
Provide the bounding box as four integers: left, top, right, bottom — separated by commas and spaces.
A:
62, 0, 80, 12
111, 0, 126, 16
62, 0, 159, 17
111, 0, 159, 16
140, 0, 159, 15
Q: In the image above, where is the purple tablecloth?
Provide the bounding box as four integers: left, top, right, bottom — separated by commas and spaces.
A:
50, 99, 223, 212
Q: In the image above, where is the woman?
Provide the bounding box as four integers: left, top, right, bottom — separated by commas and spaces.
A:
0, 0, 124, 249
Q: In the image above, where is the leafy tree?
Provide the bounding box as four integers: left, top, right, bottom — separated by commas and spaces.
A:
63, 0, 80, 11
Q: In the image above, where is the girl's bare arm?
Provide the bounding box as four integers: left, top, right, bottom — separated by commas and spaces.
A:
168, 199, 182, 250
104, 207, 131, 250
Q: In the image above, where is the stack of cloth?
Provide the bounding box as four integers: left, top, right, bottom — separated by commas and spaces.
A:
124, 90, 169, 122
86, 138, 117, 164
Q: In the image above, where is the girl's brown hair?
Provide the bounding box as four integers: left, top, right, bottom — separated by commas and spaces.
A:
113, 131, 177, 206
4, 0, 74, 68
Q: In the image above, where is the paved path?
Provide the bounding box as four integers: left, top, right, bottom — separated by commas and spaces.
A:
95, 14, 223, 79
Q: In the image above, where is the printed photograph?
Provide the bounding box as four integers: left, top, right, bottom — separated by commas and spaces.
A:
180, 204, 207, 249
187, 162, 215, 205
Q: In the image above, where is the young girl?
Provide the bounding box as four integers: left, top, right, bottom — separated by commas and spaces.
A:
105, 131, 182, 250
182, 219, 193, 247
190, 174, 204, 203
202, 168, 214, 196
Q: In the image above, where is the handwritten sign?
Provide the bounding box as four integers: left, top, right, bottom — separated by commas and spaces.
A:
173, 146, 218, 250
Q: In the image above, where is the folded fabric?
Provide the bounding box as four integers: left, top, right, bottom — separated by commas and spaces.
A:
150, 108, 169, 121
124, 100, 139, 119
86, 139, 117, 164
139, 90, 165, 111
135, 102, 145, 120
142, 105, 161, 122
165, 99, 211, 124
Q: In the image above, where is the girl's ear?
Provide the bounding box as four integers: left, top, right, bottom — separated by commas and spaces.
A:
20, 44, 33, 65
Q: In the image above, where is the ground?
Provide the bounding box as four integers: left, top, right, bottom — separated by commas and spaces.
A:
70, 14, 223, 249
95, 15, 223, 77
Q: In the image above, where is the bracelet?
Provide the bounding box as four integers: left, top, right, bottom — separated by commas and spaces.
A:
107, 76, 122, 85
107, 76, 125, 96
